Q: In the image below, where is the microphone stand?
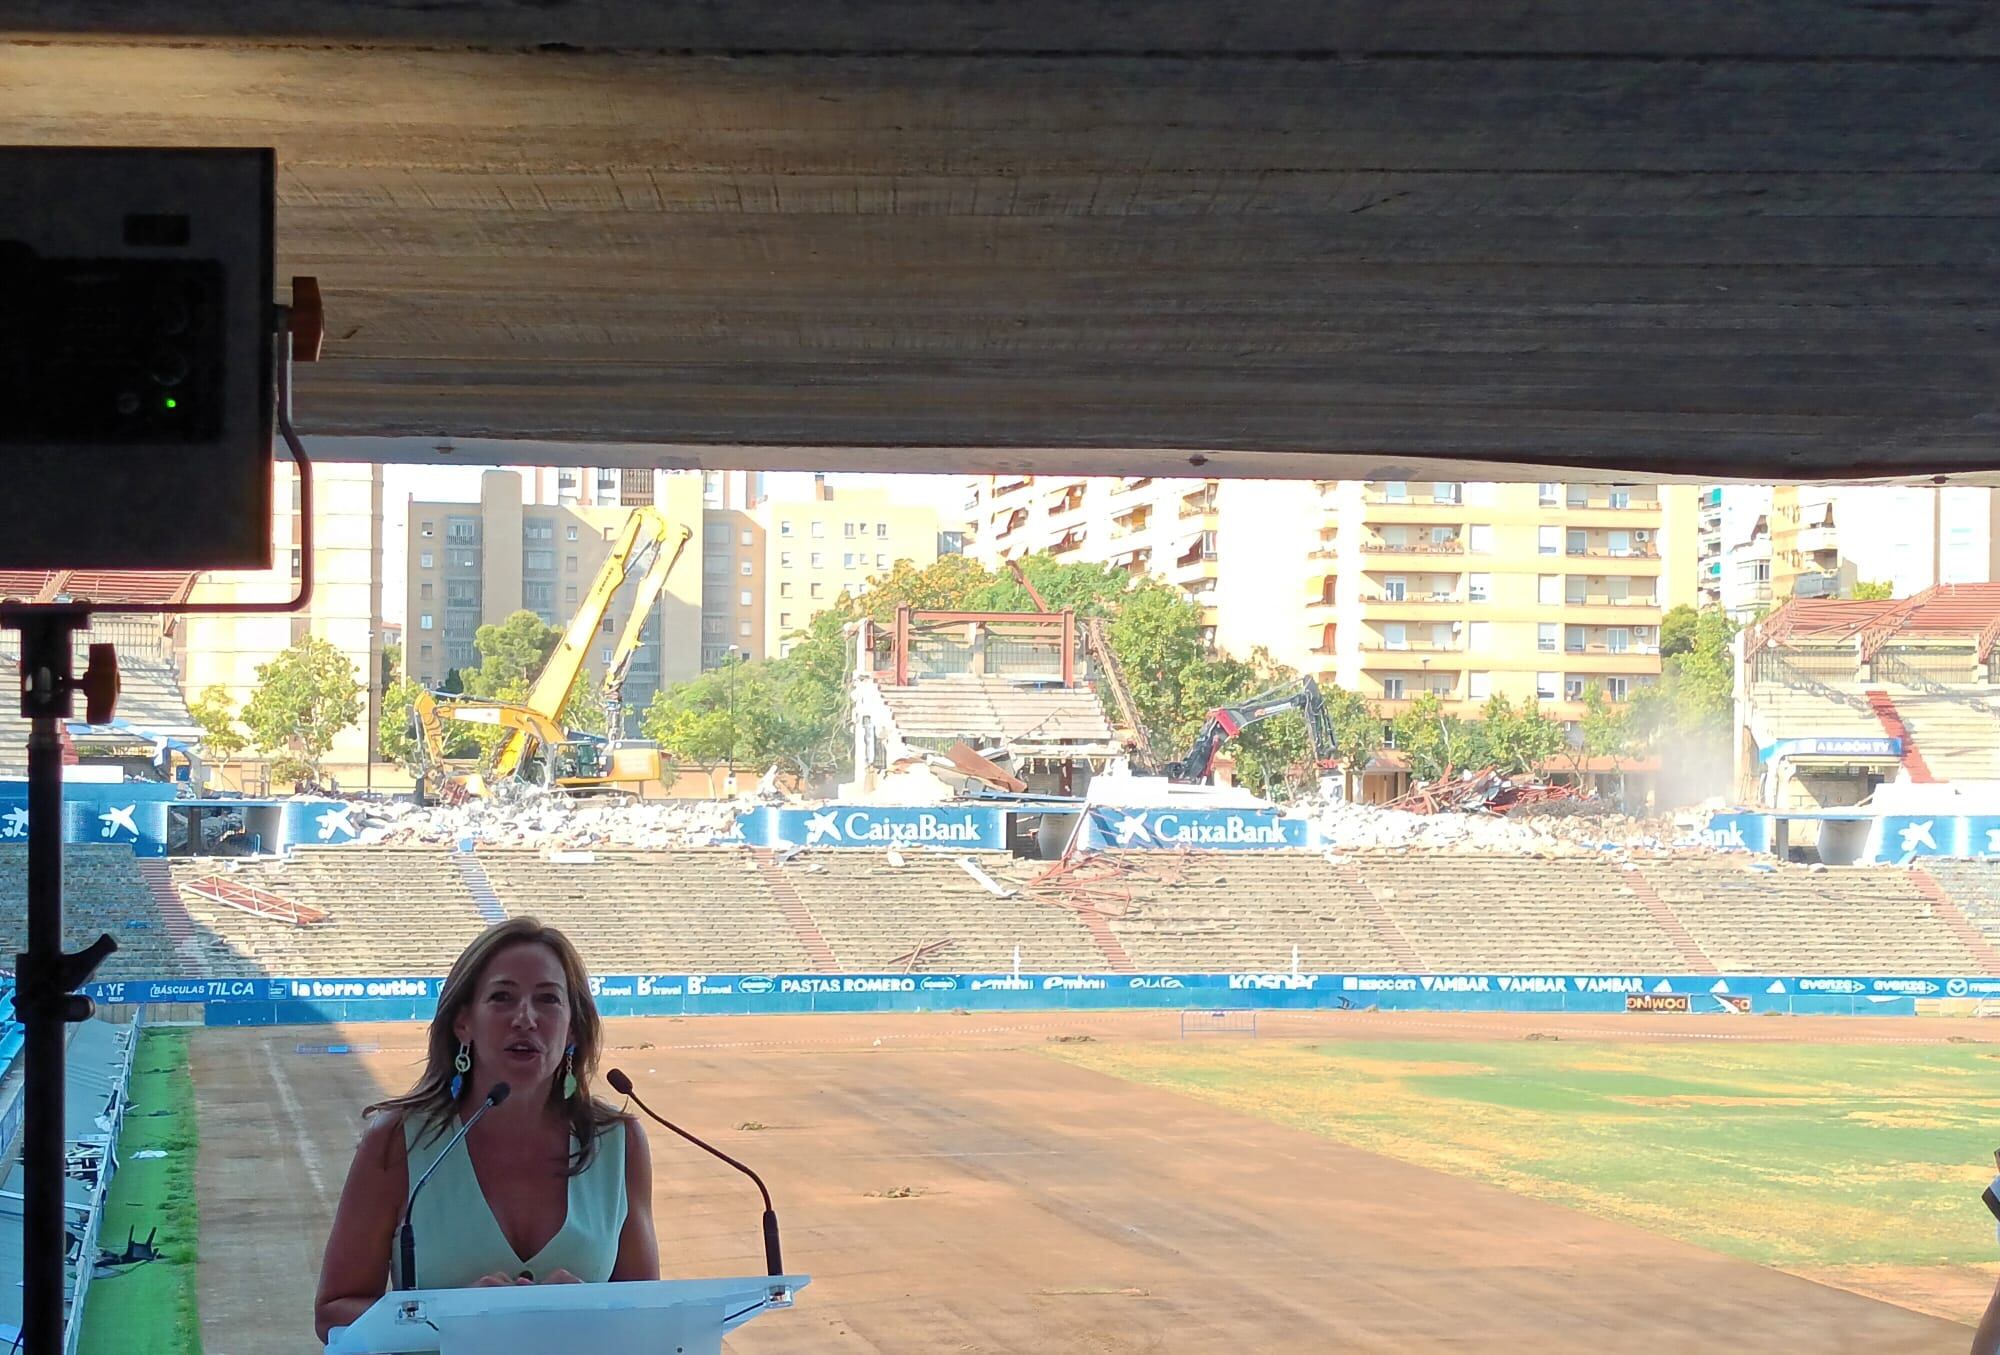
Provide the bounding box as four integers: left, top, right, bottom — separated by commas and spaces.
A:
607, 1069, 783, 1276
397, 1081, 511, 1290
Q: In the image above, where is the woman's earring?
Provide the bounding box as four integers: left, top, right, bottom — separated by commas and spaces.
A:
562, 1044, 578, 1101
451, 1040, 472, 1100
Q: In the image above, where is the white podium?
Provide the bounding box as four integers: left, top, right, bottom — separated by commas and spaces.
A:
326, 1276, 810, 1354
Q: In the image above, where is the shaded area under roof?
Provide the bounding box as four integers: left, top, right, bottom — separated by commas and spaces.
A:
874, 675, 1118, 755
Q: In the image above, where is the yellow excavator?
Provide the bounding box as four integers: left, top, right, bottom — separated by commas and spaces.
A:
413, 506, 693, 798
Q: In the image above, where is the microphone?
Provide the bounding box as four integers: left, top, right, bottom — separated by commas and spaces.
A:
397, 1081, 510, 1290
607, 1068, 783, 1276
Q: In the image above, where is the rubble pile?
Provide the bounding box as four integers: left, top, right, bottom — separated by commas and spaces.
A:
1306, 796, 1719, 858
340, 793, 746, 850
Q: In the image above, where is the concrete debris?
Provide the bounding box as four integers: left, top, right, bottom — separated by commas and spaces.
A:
957, 856, 1016, 898
360, 792, 745, 851
1305, 795, 1719, 859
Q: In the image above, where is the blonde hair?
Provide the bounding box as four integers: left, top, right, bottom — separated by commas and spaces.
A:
365, 916, 622, 1175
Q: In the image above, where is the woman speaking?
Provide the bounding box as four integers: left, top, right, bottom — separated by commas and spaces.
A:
314, 918, 658, 1341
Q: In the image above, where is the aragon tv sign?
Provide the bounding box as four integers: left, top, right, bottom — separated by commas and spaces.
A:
1080, 807, 1313, 850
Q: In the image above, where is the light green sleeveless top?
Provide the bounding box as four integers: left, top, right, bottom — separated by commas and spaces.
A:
400, 1114, 626, 1289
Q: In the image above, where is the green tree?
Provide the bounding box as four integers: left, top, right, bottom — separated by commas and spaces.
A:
640, 658, 788, 793
462, 610, 563, 698
843, 554, 994, 622
1851, 578, 1895, 601
240, 637, 364, 787
377, 675, 432, 772
1389, 692, 1467, 784
1477, 694, 1566, 776
965, 556, 1132, 618
188, 684, 247, 761
1659, 603, 1700, 659
1322, 684, 1385, 799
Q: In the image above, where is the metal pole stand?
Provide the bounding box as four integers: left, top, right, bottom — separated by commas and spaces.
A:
4, 605, 120, 1353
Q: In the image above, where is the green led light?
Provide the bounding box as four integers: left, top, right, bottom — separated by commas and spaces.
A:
163, 397, 178, 409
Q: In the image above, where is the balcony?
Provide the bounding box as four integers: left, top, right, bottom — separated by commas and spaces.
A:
1797, 524, 1838, 553
1367, 482, 1463, 507
1112, 508, 1154, 538
1363, 591, 1461, 607
1564, 493, 1658, 512
1794, 570, 1842, 598
1110, 476, 1153, 497
1362, 535, 1463, 557
1561, 594, 1661, 612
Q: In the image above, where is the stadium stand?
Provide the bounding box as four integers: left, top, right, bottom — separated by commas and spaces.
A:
0, 845, 185, 981
1072, 853, 1405, 973
1915, 860, 2000, 955
167, 847, 487, 976
1633, 858, 1991, 974
477, 847, 814, 972
772, 851, 1105, 971
1355, 855, 1690, 973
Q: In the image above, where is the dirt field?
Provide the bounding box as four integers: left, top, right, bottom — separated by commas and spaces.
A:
188, 1009, 1988, 1353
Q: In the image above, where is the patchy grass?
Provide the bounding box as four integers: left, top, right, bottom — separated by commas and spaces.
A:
1044, 1036, 2000, 1270
77, 1029, 201, 1355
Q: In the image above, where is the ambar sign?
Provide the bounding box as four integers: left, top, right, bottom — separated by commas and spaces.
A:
1626, 993, 1691, 1013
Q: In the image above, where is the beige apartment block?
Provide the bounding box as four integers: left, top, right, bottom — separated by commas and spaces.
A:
404, 469, 703, 721
699, 508, 766, 668
1768, 485, 2000, 603
752, 478, 939, 659
1215, 478, 1697, 726
966, 474, 1221, 631
179, 461, 385, 789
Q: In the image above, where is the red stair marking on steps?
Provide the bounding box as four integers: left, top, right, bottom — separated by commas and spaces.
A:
749, 850, 842, 971
1864, 689, 1935, 784
1074, 908, 1137, 973
1621, 866, 1719, 975
1333, 863, 1424, 971
136, 858, 205, 973
1910, 868, 2000, 976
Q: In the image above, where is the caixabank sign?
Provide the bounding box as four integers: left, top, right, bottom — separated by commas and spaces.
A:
1078, 807, 1314, 850
736, 805, 1008, 851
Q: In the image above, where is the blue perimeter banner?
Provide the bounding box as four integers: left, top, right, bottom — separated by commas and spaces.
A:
71, 971, 1992, 1026
1078, 806, 1314, 850
736, 805, 1007, 851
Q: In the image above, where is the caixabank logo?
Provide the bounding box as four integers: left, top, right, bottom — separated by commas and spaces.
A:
1089, 808, 1310, 850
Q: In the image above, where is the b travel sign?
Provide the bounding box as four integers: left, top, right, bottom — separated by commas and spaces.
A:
737, 805, 1008, 852
1078, 806, 1314, 850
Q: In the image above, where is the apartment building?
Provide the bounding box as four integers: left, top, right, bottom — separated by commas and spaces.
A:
965, 474, 1222, 631
404, 469, 703, 724
1768, 485, 2000, 603
1694, 485, 1774, 620
751, 478, 940, 659
1215, 478, 1698, 724
179, 461, 386, 786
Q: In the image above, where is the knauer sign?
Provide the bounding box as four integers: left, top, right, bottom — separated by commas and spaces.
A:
738, 805, 1007, 852
1079, 807, 1313, 850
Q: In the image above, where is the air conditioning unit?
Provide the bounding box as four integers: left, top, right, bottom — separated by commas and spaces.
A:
1633, 530, 1651, 542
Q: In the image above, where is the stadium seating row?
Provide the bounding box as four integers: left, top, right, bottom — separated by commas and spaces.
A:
6, 844, 2000, 982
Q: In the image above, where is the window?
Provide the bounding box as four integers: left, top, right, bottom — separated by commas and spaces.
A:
811, 552, 824, 569
419, 613, 434, 630
740, 560, 753, 576
601, 617, 614, 634
418, 519, 437, 538
779, 641, 795, 658
1567, 485, 1588, 508
566, 555, 579, 573
877, 523, 889, 538
811, 521, 825, 538
1609, 531, 1632, 557
704, 523, 730, 545
566, 525, 579, 541
1467, 621, 1491, 651
1383, 576, 1407, 602
1567, 528, 1588, 555
1432, 482, 1461, 504
843, 552, 855, 568
1608, 485, 1631, 509
1566, 625, 1586, 652
1537, 622, 1557, 652
524, 582, 552, 608
1538, 575, 1560, 606
1383, 622, 1407, 649
704, 554, 729, 577
1430, 623, 1454, 649
1538, 526, 1560, 556
780, 520, 794, 537
1607, 628, 1630, 654
741, 529, 754, 546
810, 582, 823, 599
1468, 671, 1491, 700
418, 552, 434, 569
447, 517, 477, 542
419, 582, 434, 601
876, 554, 886, 568
844, 522, 857, 539
1566, 576, 1587, 605
740, 589, 753, 607
1538, 483, 1559, 506
1754, 561, 1772, 583
1431, 673, 1455, 696
780, 581, 793, 598
739, 620, 752, 637
1467, 524, 1493, 554
1536, 671, 1558, 700
446, 581, 479, 606
1464, 482, 1497, 507
1607, 676, 1630, 701
420, 643, 434, 660
1383, 481, 1407, 501
601, 647, 613, 664
703, 616, 725, 637
780, 612, 792, 627
524, 549, 554, 571
1607, 576, 1629, 603
455, 551, 476, 569
1468, 573, 1491, 603
525, 519, 554, 541
1382, 676, 1405, 700
1429, 526, 1454, 549
1566, 676, 1587, 700
565, 586, 578, 604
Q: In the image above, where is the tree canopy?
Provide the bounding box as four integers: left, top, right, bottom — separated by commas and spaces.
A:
240, 636, 364, 787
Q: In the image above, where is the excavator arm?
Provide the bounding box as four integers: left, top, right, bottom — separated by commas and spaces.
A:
1163, 676, 1340, 783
